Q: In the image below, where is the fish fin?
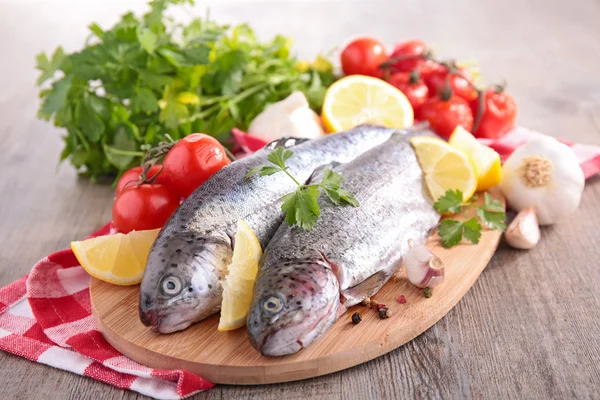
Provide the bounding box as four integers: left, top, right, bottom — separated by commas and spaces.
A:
307, 162, 342, 184
264, 137, 310, 150
341, 260, 403, 307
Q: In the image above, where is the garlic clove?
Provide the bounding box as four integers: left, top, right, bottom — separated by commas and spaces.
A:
405, 242, 446, 288
505, 208, 541, 250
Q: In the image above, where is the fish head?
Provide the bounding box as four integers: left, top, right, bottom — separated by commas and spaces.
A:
139, 231, 232, 333
247, 258, 339, 356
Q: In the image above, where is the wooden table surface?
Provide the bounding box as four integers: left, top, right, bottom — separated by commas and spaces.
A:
1, 0, 600, 398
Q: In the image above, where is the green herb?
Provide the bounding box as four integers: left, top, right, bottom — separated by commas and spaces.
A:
246, 147, 359, 230
434, 189, 506, 248
36, 0, 336, 182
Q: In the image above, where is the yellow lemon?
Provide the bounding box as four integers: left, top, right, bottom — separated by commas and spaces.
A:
321, 75, 414, 133
218, 220, 262, 331
410, 136, 477, 202
448, 126, 502, 191
71, 229, 159, 286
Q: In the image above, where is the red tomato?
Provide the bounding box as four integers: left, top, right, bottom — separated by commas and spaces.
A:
416, 94, 474, 139
115, 165, 164, 196
387, 72, 429, 111
471, 88, 518, 139
162, 134, 231, 198
340, 37, 388, 78
424, 65, 478, 102
387, 40, 437, 77
112, 183, 180, 233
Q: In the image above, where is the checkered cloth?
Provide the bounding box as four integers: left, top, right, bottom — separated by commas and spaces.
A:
0, 223, 214, 399
0, 126, 598, 399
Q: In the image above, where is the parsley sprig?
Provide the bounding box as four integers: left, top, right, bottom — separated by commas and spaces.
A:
246, 148, 359, 230
434, 190, 506, 248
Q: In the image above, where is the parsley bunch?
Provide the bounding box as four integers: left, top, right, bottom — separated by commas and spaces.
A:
36, 0, 336, 182
246, 148, 359, 230
434, 190, 506, 248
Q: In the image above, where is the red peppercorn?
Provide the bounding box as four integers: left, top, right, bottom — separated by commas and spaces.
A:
375, 303, 387, 311
397, 295, 407, 304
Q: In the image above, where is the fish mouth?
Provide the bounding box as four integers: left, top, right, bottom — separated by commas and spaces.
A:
258, 298, 339, 356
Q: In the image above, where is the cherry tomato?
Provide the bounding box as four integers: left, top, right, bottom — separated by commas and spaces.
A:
424, 65, 478, 102
112, 183, 180, 233
416, 94, 474, 139
387, 72, 429, 111
162, 134, 231, 198
340, 37, 388, 78
115, 165, 164, 196
471, 88, 518, 139
387, 40, 437, 77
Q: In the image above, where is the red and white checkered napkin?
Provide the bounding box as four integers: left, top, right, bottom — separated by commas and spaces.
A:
0, 125, 599, 399
0, 223, 214, 399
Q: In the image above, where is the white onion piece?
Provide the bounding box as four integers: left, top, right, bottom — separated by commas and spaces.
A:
405, 241, 446, 288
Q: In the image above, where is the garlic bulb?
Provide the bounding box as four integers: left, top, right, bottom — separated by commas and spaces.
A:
248, 91, 325, 142
505, 208, 540, 249
500, 136, 584, 225
405, 240, 445, 288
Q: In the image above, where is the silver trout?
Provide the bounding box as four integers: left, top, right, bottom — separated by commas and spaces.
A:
139, 125, 425, 333
247, 132, 440, 356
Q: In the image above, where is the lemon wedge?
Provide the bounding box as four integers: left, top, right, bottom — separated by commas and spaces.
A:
218, 220, 262, 331
448, 126, 502, 191
321, 75, 414, 133
71, 229, 159, 286
410, 136, 477, 202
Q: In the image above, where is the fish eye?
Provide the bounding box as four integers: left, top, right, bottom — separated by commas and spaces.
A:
262, 296, 283, 313
161, 276, 182, 296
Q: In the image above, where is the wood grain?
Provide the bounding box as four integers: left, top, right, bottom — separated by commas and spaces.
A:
1, 0, 600, 398
90, 191, 503, 384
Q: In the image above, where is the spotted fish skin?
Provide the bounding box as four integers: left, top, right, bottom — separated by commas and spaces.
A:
139, 125, 427, 333
247, 132, 440, 356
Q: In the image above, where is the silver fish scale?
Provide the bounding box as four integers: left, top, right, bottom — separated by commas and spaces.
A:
259, 132, 440, 305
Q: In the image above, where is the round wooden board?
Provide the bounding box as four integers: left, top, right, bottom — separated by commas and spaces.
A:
91, 189, 504, 385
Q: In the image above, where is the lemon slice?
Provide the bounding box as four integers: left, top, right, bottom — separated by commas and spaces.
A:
448, 126, 502, 191
321, 75, 414, 133
410, 136, 477, 202
71, 229, 159, 286
218, 220, 262, 331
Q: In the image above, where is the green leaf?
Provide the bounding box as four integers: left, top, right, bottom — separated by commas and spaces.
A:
39, 75, 72, 119
158, 48, 188, 67
88, 23, 104, 38
77, 95, 105, 143
338, 189, 359, 207
201, 49, 247, 96
132, 88, 159, 113
36, 47, 66, 86
139, 29, 158, 54
245, 166, 263, 179
259, 166, 281, 176
438, 219, 465, 248
484, 192, 505, 212
322, 186, 341, 205
138, 70, 174, 90
320, 169, 343, 190
463, 217, 482, 244
476, 208, 506, 232
281, 186, 321, 230
267, 147, 294, 169
434, 189, 465, 214
103, 124, 140, 169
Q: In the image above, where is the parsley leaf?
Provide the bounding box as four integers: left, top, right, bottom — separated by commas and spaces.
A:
463, 217, 482, 244
436, 189, 505, 248
281, 186, 320, 230
248, 149, 359, 229
267, 147, 294, 169
438, 220, 466, 248
433, 189, 465, 214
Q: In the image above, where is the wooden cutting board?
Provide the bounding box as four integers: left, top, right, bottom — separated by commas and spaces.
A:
90, 189, 504, 385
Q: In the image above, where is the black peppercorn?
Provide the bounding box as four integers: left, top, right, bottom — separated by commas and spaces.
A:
423, 287, 433, 298
351, 312, 362, 324
378, 307, 390, 319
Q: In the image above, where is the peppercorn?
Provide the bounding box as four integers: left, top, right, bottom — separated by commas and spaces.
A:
351, 312, 362, 324
423, 287, 433, 298
361, 298, 371, 306
378, 307, 390, 319
397, 295, 407, 304
369, 299, 379, 308
375, 303, 387, 311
